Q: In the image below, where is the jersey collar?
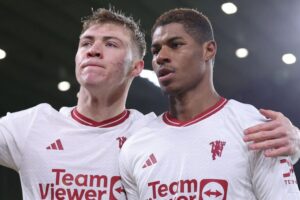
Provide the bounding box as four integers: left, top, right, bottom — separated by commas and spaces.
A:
163, 97, 228, 127
71, 108, 130, 128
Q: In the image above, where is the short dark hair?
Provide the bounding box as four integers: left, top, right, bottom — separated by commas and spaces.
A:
151, 8, 214, 44
81, 8, 146, 58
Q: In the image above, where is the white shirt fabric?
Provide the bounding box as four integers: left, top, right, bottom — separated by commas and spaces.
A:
119, 98, 300, 200
0, 103, 155, 200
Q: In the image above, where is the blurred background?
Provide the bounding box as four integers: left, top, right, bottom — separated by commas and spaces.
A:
0, 0, 299, 198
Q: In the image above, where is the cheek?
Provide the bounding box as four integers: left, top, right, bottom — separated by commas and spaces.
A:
74, 51, 85, 81
151, 59, 158, 71
110, 53, 132, 74
74, 54, 79, 72
75, 52, 82, 69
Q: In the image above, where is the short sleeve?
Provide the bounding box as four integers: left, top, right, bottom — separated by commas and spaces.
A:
0, 106, 38, 171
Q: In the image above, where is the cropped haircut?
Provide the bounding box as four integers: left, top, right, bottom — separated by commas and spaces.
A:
81, 8, 146, 58
151, 8, 214, 44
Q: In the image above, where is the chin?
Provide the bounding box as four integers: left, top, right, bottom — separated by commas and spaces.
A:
164, 83, 188, 96
79, 79, 103, 88
161, 86, 179, 96
81, 75, 105, 85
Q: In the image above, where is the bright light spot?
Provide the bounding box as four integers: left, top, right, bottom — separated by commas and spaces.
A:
0, 48, 6, 59
58, 81, 71, 91
282, 53, 296, 65
235, 48, 249, 58
140, 69, 160, 87
221, 2, 238, 15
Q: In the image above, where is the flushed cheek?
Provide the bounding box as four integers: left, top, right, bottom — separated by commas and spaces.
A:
110, 55, 132, 76
110, 61, 128, 79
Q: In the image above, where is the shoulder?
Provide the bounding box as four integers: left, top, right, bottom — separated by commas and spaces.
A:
226, 99, 259, 114
59, 106, 75, 117
226, 99, 263, 118
127, 109, 157, 129
223, 99, 266, 129
123, 116, 162, 150
0, 103, 60, 135
1, 103, 57, 121
128, 109, 156, 120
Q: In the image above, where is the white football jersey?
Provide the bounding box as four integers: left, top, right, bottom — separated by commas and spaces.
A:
119, 98, 300, 200
0, 103, 155, 200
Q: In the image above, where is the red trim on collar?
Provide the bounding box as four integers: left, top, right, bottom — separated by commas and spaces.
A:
163, 97, 228, 127
71, 108, 130, 128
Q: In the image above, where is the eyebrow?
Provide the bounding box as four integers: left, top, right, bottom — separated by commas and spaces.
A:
151, 36, 183, 48
102, 36, 124, 44
79, 35, 124, 45
79, 35, 94, 40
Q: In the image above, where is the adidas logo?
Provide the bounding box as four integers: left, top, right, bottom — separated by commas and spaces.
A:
46, 139, 64, 150
142, 153, 157, 168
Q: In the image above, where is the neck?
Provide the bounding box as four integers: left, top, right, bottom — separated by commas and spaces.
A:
168, 72, 220, 121
76, 85, 128, 122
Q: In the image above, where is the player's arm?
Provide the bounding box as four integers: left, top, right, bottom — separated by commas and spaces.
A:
238, 104, 300, 199
250, 152, 300, 199
243, 109, 300, 162
119, 143, 140, 200
0, 118, 19, 170
0, 107, 35, 170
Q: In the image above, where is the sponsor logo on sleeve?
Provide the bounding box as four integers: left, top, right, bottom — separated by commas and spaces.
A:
280, 159, 298, 185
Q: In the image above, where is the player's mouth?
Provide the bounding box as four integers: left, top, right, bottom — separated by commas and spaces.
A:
82, 62, 105, 69
157, 68, 175, 83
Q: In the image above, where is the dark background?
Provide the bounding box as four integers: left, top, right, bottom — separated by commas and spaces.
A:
0, 0, 299, 199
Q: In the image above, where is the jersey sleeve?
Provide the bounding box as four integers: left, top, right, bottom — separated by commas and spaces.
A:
250, 153, 300, 199
290, 127, 300, 164
119, 141, 140, 200
235, 102, 300, 199
0, 107, 37, 170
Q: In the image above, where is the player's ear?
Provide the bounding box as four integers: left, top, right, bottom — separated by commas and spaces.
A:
203, 40, 217, 61
131, 59, 144, 77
